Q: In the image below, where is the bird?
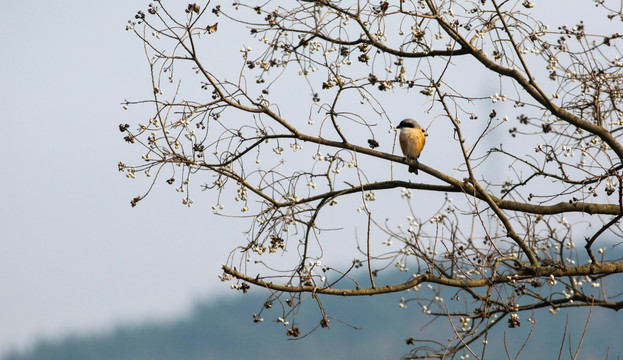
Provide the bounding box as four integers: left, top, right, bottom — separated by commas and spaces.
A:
396, 118, 427, 174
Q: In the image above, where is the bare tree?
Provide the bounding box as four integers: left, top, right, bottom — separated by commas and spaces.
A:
120, 0, 623, 358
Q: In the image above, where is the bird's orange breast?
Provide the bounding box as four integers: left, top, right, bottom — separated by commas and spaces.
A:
399, 128, 426, 159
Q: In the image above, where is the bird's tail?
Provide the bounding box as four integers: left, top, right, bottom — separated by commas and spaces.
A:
408, 164, 418, 174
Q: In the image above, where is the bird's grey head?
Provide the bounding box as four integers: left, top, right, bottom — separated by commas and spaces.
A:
396, 118, 421, 129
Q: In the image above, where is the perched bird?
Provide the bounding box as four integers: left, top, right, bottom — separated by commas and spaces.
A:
397, 118, 427, 174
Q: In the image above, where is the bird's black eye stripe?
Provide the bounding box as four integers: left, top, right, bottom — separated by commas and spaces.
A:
398, 121, 415, 128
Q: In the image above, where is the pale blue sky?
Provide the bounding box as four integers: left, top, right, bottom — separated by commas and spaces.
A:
2, 0, 622, 357
0, 1, 240, 353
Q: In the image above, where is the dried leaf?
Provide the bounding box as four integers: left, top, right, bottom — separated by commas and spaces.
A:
207, 22, 218, 34
186, 3, 200, 13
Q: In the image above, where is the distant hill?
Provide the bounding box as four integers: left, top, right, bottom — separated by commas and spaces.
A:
4, 280, 623, 360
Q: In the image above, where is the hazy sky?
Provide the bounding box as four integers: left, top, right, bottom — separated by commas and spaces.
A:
0, 1, 243, 354
2, 0, 622, 357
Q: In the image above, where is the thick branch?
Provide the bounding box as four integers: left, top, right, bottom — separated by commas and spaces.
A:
223, 262, 623, 296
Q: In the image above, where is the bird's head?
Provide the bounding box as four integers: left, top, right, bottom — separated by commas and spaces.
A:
397, 118, 422, 129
